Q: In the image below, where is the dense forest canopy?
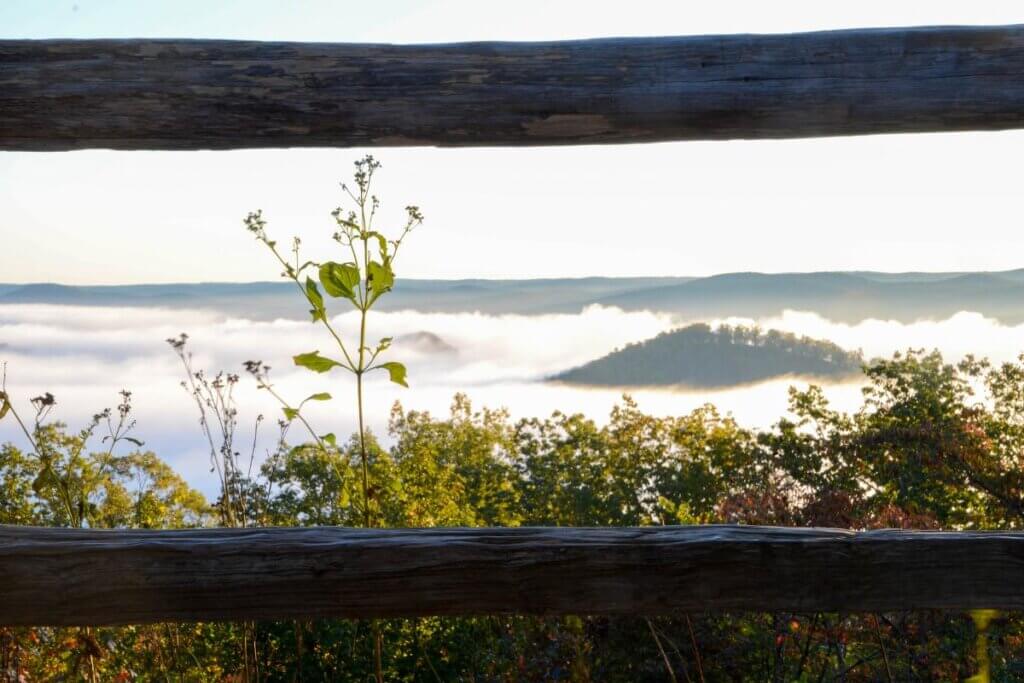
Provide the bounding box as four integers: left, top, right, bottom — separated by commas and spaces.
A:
553, 323, 864, 388
3, 347, 1024, 680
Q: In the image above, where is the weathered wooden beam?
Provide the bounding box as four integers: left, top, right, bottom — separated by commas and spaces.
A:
1, 524, 1022, 626
3, 26, 1024, 151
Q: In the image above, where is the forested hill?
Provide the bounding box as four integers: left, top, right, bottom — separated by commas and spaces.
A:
552, 324, 864, 388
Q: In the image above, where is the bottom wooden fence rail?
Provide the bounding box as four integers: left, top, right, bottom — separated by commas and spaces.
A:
1, 524, 1022, 626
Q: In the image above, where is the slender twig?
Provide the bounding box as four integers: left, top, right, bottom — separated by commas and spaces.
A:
414, 618, 445, 683
684, 614, 706, 683
871, 613, 894, 683
646, 618, 678, 683
0, 363, 41, 455
651, 624, 693, 683
794, 613, 820, 680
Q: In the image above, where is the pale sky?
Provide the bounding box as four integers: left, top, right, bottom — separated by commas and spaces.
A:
2, 1, 1024, 284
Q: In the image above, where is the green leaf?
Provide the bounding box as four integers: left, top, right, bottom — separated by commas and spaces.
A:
31, 464, 57, 495
367, 259, 394, 304
0, 393, 9, 422
305, 277, 326, 322
303, 392, 332, 403
376, 361, 408, 387
322, 433, 337, 447
319, 261, 360, 302
124, 437, 146, 447
282, 407, 299, 421
293, 351, 342, 374
365, 231, 389, 259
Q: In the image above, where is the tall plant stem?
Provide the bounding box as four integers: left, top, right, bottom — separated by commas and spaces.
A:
359, 337, 384, 683
355, 226, 383, 683
243, 157, 419, 683
357, 371, 371, 529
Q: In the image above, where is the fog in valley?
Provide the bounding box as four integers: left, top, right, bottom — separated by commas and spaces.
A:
2, 300, 1021, 496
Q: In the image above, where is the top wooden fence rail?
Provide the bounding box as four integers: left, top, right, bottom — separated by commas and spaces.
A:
3, 24, 1024, 151
3, 524, 1024, 626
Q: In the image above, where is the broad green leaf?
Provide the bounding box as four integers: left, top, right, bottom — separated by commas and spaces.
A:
376, 361, 408, 387
293, 351, 342, 374
305, 277, 326, 322
319, 261, 360, 302
303, 392, 333, 403
322, 433, 337, 447
367, 259, 394, 303
282, 407, 299, 421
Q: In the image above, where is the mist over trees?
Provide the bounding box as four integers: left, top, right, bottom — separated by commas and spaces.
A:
553, 323, 864, 388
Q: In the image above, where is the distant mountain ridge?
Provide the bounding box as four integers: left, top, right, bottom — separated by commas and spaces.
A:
3, 269, 1024, 322
552, 323, 864, 389
591, 270, 1024, 323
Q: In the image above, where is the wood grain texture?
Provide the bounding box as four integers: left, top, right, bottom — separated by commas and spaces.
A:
4, 25, 1024, 151
2, 525, 1023, 626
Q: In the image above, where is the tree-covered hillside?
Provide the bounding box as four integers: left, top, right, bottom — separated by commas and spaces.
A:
553, 323, 863, 388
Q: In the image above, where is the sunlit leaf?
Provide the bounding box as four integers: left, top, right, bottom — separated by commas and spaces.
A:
365, 231, 389, 259
303, 392, 333, 403
367, 259, 394, 304
293, 351, 342, 374
319, 262, 360, 302
305, 277, 326, 322
376, 361, 408, 387
282, 407, 299, 421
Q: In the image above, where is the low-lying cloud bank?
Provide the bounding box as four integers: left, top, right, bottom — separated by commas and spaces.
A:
2, 303, 1023, 494
0, 304, 674, 494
